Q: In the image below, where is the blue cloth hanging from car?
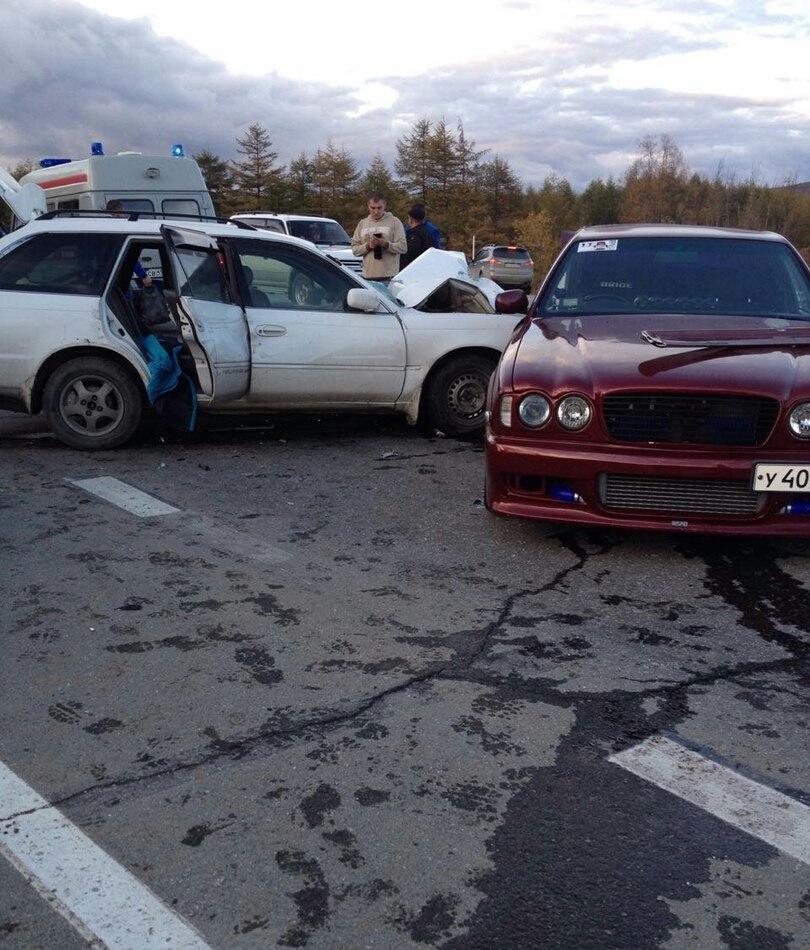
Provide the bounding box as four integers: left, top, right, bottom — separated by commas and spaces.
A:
139, 334, 198, 431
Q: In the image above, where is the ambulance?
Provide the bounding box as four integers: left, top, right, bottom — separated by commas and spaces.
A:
10, 143, 215, 228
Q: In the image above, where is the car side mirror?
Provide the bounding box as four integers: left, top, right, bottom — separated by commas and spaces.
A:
495, 289, 528, 314
346, 288, 380, 312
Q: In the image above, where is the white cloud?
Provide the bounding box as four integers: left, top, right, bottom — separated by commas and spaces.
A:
1, 0, 808, 188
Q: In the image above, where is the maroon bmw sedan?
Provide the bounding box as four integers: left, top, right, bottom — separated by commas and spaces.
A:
485, 224, 810, 535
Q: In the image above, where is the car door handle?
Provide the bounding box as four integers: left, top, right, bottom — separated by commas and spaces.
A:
256, 325, 287, 337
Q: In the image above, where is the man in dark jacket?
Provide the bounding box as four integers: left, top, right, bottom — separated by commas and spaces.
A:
402, 204, 433, 268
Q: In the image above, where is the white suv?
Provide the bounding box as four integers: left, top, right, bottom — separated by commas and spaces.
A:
0, 214, 525, 449
230, 213, 362, 274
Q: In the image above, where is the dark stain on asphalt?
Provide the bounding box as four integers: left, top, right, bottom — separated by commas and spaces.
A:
149, 551, 213, 570
441, 780, 499, 816
181, 820, 233, 847
233, 646, 283, 685
234, 915, 269, 934
446, 689, 778, 950
178, 598, 232, 613
717, 915, 793, 949
244, 592, 301, 626
322, 829, 364, 868
47, 701, 83, 724
399, 892, 460, 945
299, 783, 340, 828
510, 612, 586, 628
355, 721, 389, 740
275, 850, 330, 947
451, 716, 524, 757
106, 635, 207, 654
84, 717, 124, 735
354, 787, 390, 806
307, 656, 416, 675
508, 636, 593, 662
681, 540, 810, 655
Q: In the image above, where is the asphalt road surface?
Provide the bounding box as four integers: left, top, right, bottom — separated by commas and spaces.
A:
1, 410, 808, 949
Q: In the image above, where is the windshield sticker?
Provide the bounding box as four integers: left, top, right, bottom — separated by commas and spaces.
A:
600, 280, 631, 289
578, 239, 618, 253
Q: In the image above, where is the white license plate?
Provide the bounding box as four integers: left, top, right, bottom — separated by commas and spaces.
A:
753, 463, 810, 493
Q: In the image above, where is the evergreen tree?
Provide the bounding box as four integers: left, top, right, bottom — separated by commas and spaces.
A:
193, 150, 235, 217
395, 118, 433, 204
311, 142, 360, 222
231, 123, 284, 212
577, 177, 621, 226
287, 152, 315, 212
476, 155, 523, 239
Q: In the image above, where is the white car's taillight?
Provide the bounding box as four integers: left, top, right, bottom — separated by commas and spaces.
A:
499, 395, 514, 427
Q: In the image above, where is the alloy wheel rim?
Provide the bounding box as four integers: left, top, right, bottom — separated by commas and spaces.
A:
59, 375, 124, 436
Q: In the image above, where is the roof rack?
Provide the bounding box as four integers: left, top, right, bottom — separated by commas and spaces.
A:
35, 210, 257, 230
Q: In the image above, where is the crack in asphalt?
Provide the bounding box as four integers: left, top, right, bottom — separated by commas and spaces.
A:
3, 532, 807, 830
0, 538, 597, 823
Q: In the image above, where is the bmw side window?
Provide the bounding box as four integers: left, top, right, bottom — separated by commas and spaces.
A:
233, 240, 352, 311
0, 233, 124, 296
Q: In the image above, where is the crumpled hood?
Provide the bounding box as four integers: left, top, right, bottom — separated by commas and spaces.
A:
512, 313, 810, 402
389, 248, 501, 308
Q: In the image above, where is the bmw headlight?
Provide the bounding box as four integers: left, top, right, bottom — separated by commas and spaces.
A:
788, 402, 810, 439
518, 394, 551, 428
557, 395, 592, 431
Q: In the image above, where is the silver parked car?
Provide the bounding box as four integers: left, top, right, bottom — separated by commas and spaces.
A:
469, 244, 534, 292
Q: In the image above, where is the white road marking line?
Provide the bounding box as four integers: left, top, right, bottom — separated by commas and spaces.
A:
0, 760, 211, 949
610, 735, 810, 865
70, 476, 179, 517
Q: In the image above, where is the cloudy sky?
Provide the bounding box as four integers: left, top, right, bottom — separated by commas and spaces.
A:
1, 0, 808, 187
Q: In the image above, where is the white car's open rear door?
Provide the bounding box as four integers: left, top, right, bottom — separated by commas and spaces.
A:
160, 225, 250, 404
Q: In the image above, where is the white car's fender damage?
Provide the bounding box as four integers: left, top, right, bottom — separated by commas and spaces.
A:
382, 249, 519, 424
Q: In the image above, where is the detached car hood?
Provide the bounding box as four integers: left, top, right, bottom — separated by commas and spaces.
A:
389, 249, 502, 309
513, 313, 810, 401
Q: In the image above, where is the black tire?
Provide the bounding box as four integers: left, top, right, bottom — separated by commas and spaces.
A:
43, 356, 143, 450
423, 353, 497, 438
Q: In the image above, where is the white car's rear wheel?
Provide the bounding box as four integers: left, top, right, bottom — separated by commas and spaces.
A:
43, 357, 142, 450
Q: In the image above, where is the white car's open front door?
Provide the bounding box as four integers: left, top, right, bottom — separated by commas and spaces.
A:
160, 225, 250, 404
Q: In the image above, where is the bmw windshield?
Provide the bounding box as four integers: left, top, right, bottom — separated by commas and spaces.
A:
538, 237, 810, 321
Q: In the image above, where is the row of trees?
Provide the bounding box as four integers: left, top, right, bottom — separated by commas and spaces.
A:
4, 120, 809, 273
198, 123, 810, 275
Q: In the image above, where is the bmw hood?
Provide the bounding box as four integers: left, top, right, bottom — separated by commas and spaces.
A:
513, 313, 810, 402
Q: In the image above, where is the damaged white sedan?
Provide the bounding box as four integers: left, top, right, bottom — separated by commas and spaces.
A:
0, 217, 528, 449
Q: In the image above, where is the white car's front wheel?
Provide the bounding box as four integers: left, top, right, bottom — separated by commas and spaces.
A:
424, 354, 497, 437
43, 357, 143, 450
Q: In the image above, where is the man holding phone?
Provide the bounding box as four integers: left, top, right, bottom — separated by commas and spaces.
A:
351, 192, 407, 282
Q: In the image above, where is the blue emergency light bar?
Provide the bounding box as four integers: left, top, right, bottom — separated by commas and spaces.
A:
171, 144, 185, 157
39, 158, 72, 168
91, 142, 104, 156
